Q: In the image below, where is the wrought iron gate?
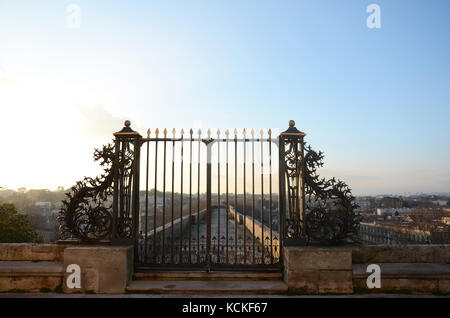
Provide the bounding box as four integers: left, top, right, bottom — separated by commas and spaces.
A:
127, 127, 281, 270
58, 119, 359, 272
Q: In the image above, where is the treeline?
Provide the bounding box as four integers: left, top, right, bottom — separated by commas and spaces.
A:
0, 188, 66, 210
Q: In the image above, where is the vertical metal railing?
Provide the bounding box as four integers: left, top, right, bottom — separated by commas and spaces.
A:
260, 129, 265, 264
116, 123, 281, 270
153, 129, 159, 263
179, 129, 184, 263
243, 130, 247, 264
233, 129, 238, 264
251, 130, 256, 263
225, 131, 229, 264
161, 129, 167, 264
216, 130, 221, 263
189, 129, 193, 264
205, 133, 212, 270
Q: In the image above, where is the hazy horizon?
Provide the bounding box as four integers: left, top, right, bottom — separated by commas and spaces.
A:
2, 185, 450, 198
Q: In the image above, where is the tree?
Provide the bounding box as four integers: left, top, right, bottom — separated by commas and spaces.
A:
0, 203, 42, 243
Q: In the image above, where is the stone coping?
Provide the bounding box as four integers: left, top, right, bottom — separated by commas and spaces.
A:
0, 243, 68, 262
353, 263, 450, 279
0, 261, 64, 277
64, 246, 132, 251
351, 244, 450, 264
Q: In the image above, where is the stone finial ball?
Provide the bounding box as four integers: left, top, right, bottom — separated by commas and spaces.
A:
289, 120, 295, 127
124, 120, 131, 127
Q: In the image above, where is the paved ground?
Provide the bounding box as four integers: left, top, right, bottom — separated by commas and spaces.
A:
143, 208, 278, 264
139, 207, 281, 264
190, 207, 278, 264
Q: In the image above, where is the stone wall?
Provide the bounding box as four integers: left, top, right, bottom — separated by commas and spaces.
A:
0, 243, 133, 294
283, 247, 353, 294
283, 244, 450, 294
63, 246, 133, 294
228, 206, 280, 258
1, 243, 449, 294
350, 244, 450, 294
0, 243, 68, 292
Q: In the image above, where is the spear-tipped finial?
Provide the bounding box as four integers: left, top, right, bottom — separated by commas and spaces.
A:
234, 128, 238, 136
163, 128, 167, 137
181, 128, 185, 135
225, 129, 230, 137
198, 129, 202, 136
207, 129, 211, 139
147, 128, 151, 138
217, 129, 220, 137
251, 128, 255, 138
172, 128, 176, 137
155, 128, 160, 138
260, 129, 264, 137
268, 128, 272, 136
189, 128, 193, 135
243, 128, 246, 136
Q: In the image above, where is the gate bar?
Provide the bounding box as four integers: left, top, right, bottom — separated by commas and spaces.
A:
162, 130, 167, 264
225, 130, 229, 264
217, 131, 221, 263
153, 131, 159, 263
144, 132, 150, 263
179, 130, 184, 263
269, 129, 273, 264
260, 129, 264, 264
171, 131, 175, 263
197, 130, 201, 263
243, 129, 247, 264
251, 130, 256, 263
189, 129, 193, 264
234, 129, 238, 264
206, 137, 212, 270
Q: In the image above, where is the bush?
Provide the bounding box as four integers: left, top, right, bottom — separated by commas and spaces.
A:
0, 203, 42, 243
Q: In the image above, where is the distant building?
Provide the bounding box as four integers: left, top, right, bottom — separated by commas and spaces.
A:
432, 200, 447, 207
35, 201, 52, 208
377, 197, 405, 209
376, 207, 412, 216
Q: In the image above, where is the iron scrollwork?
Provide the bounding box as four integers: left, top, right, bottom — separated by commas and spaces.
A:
112, 139, 136, 239
58, 143, 116, 241
283, 137, 303, 240
281, 121, 360, 245
58, 136, 137, 242
302, 145, 360, 244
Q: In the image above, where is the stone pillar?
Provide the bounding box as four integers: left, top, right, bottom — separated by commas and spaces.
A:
63, 246, 133, 294
283, 246, 353, 294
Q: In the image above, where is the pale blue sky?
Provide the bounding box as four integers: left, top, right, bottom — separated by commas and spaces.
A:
0, 0, 449, 195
